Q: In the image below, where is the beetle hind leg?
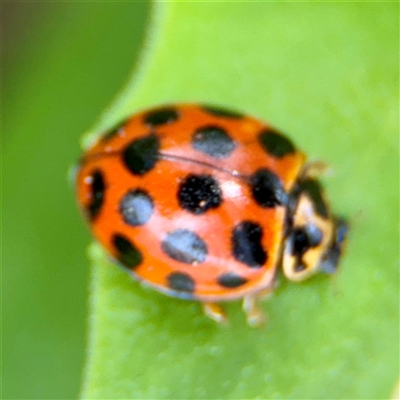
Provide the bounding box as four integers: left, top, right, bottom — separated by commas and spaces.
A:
202, 302, 227, 324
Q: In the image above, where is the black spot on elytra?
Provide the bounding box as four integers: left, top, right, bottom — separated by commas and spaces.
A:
102, 118, 128, 141
192, 126, 236, 158
250, 168, 287, 208
259, 128, 296, 158
122, 134, 159, 175
298, 179, 329, 218
87, 170, 105, 220
232, 221, 267, 268
178, 174, 222, 215
202, 105, 244, 119
291, 224, 323, 257
162, 229, 208, 264
143, 107, 179, 127
112, 234, 143, 269
217, 272, 248, 288
167, 272, 195, 293
119, 189, 154, 226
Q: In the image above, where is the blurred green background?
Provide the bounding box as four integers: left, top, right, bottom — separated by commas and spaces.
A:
3, 2, 150, 399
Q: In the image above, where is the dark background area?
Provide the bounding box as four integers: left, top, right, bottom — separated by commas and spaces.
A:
2, 2, 150, 398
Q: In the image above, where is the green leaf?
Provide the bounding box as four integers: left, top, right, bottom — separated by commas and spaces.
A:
81, 2, 399, 399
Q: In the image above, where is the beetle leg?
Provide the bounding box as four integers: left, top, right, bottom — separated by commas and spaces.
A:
202, 302, 227, 324
302, 160, 331, 179
242, 295, 265, 327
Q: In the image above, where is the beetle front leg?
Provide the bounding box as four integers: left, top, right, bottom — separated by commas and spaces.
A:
242, 295, 265, 327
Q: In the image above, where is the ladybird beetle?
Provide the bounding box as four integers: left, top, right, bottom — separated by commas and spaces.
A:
75, 104, 347, 326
